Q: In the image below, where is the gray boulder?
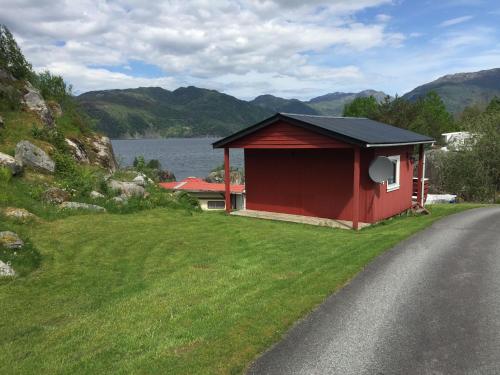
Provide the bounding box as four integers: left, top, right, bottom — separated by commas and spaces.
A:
112, 194, 128, 204
2, 207, 36, 222
108, 179, 145, 197
0, 151, 22, 175
42, 187, 70, 204
0, 261, 15, 277
15, 141, 55, 173
23, 82, 54, 127
90, 190, 105, 199
59, 202, 106, 212
0, 231, 24, 249
0, 115, 4, 129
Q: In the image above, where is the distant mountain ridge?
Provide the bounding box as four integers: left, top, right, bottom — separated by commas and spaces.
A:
402, 68, 500, 114
78, 87, 388, 138
78, 67, 500, 138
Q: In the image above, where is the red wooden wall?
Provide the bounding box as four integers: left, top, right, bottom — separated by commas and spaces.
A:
245, 149, 355, 220
232, 119, 415, 224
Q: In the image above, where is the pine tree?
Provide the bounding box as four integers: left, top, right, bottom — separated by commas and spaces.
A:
0, 24, 33, 80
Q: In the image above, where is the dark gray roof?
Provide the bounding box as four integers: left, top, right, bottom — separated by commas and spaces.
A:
213, 113, 435, 148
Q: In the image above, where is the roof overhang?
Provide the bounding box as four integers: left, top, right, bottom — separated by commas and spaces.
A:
213, 113, 434, 149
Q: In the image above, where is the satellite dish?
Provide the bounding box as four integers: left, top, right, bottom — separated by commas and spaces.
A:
369, 156, 393, 183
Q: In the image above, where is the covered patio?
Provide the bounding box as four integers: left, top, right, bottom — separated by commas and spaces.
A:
214, 113, 434, 229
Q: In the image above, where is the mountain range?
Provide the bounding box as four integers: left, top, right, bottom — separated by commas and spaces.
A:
77, 68, 500, 139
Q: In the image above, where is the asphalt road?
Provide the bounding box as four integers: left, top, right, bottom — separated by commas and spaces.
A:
247, 206, 500, 375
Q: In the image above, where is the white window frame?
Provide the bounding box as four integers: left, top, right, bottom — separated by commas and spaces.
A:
207, 200, 226, 210
386, 155, 400, 192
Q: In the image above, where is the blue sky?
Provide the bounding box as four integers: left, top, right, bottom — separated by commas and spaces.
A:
1, 0, 499, 99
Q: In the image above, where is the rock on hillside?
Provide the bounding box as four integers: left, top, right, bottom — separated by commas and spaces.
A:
0, 151, 22, 175
23, 82, 54, 127
15, 140, 55, 173
0, 260, 15, 277
0, 231, 24, 249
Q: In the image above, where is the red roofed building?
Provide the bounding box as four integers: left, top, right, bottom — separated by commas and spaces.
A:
160, 177, 245, 210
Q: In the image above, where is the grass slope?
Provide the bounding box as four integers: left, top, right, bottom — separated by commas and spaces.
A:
0, 204, 480, 374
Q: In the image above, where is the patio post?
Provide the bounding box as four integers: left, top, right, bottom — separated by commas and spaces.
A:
224, 148, 231, 213
417, 144, 424, 208
352, 147, 360, 230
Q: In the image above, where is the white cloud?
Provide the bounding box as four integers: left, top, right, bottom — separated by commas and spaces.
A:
0, 0, 403, 96
375, 14, 392, 23
439, 15, 474, 28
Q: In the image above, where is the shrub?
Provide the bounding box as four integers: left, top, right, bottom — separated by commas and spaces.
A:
0, 83, 21, 111
31, 70, 71, 102
31, 124, 68, 153
53, 152, 95, 197
0, 166, 12, 186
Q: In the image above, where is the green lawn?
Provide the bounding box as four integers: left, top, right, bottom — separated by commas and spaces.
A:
0, 204, 481, 374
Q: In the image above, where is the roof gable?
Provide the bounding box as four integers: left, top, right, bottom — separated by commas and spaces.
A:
220, 119, 350, 149
213, 113, 435, 149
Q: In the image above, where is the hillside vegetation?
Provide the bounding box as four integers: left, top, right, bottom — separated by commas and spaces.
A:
402, 68, 500, 114
77, 87, 390, 139
78, 86, 273, 138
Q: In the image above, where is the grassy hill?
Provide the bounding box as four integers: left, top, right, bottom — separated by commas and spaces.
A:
78, 86, 273, 139
402, 68, 500, 114
307, 89, 387, 116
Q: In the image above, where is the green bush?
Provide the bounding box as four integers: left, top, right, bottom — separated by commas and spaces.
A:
53, 152, 95, 197
0, 83, 21, 111
0, 240, 42, 278
31, 70, 71, 102
0, 167, 12, 184
31, 124, 68, 153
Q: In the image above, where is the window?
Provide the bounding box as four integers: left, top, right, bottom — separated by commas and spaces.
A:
207, 200, 225, 210
386, 155, 400, 192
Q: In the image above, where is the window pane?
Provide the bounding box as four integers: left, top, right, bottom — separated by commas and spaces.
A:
208, 201, 225, 209
388, 160, 397, 184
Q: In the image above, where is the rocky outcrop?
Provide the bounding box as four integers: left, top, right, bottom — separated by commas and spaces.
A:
87, 135, 117, 172
15, 140, 55, 173
59, 201, 106, 211
108, 179, 145, 197
0, 260, 15, 277
23, 82, 54, 127
2, 207, 36, 222
0, 231, 24, 249
42, 187, 70, 204
0, 151, 22, 175
65, 138, 89, 163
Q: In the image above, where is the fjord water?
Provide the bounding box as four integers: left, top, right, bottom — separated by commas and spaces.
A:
111, 138, 244, 180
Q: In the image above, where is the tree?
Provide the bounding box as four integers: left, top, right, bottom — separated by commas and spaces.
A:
439, 97, 500, 201
0, 24, 33, 80
409, 91, 456, 142
343, 96, 379, 118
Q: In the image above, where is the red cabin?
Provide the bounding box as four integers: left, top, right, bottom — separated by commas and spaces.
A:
213, 113, 434, 229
